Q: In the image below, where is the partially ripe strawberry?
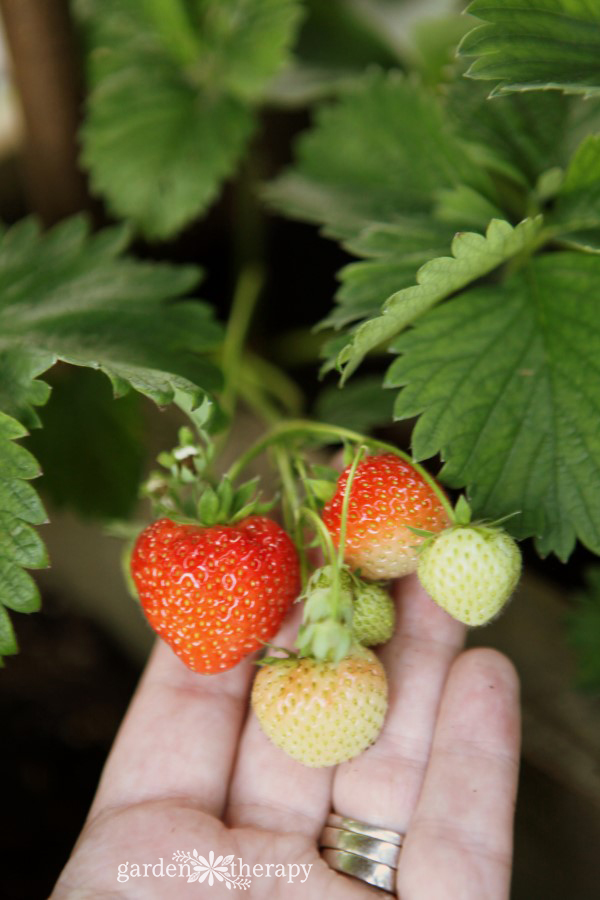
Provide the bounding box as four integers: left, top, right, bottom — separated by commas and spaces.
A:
131, 516, 300, 674
417, 524, 521, 626
251, 646, 388, 767
322, 454, 450, 580
353, 582, 395, 646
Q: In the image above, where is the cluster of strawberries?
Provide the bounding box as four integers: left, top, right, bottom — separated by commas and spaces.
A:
131, 454, 521, 767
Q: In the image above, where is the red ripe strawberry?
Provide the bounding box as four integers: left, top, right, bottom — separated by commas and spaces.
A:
131, 516, 300, 674
322, 453, 450, 580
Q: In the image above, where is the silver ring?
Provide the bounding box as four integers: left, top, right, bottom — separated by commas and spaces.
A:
319, 813, 404, 895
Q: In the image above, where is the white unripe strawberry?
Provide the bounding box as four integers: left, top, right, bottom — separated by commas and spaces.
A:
417, 524, 521, 626
251, 646, 388, 767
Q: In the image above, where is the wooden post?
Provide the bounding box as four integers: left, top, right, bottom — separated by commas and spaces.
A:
0, 0, 89, 224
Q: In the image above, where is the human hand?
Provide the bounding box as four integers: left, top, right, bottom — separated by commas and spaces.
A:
52, 574, 520, 898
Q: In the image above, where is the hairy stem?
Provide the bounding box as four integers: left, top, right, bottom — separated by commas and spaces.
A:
227, 419, 454, 520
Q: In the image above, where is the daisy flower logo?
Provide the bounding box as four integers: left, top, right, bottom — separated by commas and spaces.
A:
172, 850, 251, 889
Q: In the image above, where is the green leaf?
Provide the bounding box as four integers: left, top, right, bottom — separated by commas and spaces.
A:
267, 70, 490, 241
77, 0, 303, 239
27, 368, 145, 520
267, 69, 501, 340
0, 605, 18, 656
0, 559, 41, 614
552, 134, 600, 251
0, 216, 223, 422
82, 74, 253, 241
0, 348, 53, 430
446, 76, 596, 188
409, 14, 477, 88
324, 218, 458, 331
568, 567, 600, 692
338, 216, 544, 382
292, 0, 402, 72
460, 0, 600, 97
386, 252, 600, 560
0, 512, 48, 568
315, 375, 395, 433
0, 411, 48, 661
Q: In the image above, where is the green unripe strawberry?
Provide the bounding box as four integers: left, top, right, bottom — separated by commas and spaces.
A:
417, 524, 521, 626
251, 646, 388, 767
352, 582, 395, 646
297, 565, 395, 654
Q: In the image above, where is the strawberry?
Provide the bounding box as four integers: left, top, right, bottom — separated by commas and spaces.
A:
417, 524, 521, 626
251, 646, 388, 767
131, 516, 300, 674
298, 564, 395, 652
322, 453, 450, 580
352, 581, 395, 646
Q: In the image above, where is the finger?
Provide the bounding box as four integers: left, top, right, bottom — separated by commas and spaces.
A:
332, 574, 465, 833
89, 638, 254, 820
225, 603, 334, 839
399, 648, 520, 900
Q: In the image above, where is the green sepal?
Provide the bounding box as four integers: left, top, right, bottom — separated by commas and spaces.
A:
305, 478, 337, 505
296, 621, 354, 663
453, 495, 472, 526
143, 428, 277, 527
406, 525, 436, 539
232, 476, 261, 510
197, 486, 221, 525
254, 645, 299, 667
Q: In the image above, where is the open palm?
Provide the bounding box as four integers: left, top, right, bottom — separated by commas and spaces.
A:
53, 575, 520, 899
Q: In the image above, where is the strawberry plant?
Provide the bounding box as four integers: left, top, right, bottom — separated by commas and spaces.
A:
2, 0, 600, 777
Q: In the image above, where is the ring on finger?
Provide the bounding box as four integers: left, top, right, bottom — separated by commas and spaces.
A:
319, 813, 405, 895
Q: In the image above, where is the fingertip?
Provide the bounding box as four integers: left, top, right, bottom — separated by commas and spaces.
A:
450, 646, 521, 703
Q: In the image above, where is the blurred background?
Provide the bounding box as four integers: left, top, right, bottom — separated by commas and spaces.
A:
0, 1, 599, 898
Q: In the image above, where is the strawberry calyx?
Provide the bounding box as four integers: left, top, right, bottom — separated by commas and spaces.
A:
142, 426, 275, 526
447, 494, 521, 531
293, 446, 372, 663
294, 563, 395, 661
452, 495, 472, 526
255, 645, 300, 667
295, 564, 355, 662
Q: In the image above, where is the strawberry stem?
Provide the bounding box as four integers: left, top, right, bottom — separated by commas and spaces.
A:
272, 444, 310, 587
227, 419, 454, 520
296, 506, 345, 656
300, 507, 339, 572
221, 265, 265, 420
336, 444, 366, 569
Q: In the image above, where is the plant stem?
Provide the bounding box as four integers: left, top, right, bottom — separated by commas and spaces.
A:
242, 351, 304, 417
227, 418, 454, 520
221, 265, 265, 420
294, 456, 319, 514
336, 444, 366, 568
301, 507, 338, 570
272, 444, 309, 586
